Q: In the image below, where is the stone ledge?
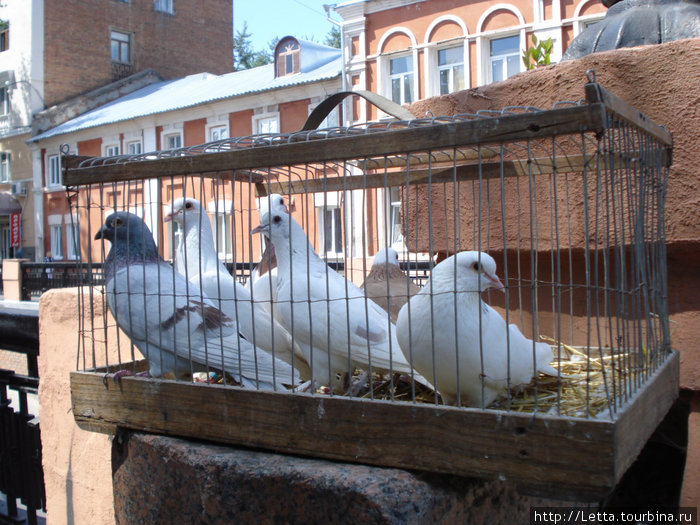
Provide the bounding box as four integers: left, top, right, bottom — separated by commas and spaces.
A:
112, 431, 568, 524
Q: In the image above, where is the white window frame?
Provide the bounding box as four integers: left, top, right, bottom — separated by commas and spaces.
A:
0, 86, 8, 116
208, 124, 229, 142
65, 214, 80, 261
436, 44, 466, 96
208, 201, 233, 261
388, 53, 415, 106
162, 131, 182, 150
110, 30, 131, 64
47, 154, 61, 187
126, 140, 142, 155
49, 222, 63, 260
253, 114, 279, 135
487, 33, 522, 84
314, 193, 343, 258
0, 223, 9, 260
104, 144, 120, 157
154, 0, 173, 14
0, 152, 10, 182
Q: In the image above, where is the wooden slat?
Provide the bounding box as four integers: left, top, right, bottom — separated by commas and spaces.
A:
63, 104, 608, 187
73, 367, 619, 500
612, 351, 679, 482
585, 82, 673, 146
261, 153, 599, 196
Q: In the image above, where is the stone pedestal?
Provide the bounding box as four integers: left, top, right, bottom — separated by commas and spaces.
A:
112, 431, 569, 525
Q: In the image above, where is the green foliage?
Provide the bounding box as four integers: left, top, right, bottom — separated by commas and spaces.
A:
233, 21, 272, 71
522, 35, 553, 70
324, 26, 341, 49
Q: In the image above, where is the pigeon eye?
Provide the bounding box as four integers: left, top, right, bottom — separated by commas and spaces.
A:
185, 201, 193, 210
113, 217, 123, 227
472, 261, 481, 272
273, 215, 282, 224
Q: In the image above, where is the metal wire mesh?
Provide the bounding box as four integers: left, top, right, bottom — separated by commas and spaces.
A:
66, 83, 672, 421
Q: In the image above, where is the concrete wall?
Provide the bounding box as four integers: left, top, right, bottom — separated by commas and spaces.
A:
38, 288, 140, 525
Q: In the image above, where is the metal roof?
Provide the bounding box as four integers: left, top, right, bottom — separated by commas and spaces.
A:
30, 52, 341, 143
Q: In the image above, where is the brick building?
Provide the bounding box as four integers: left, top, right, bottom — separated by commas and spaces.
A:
0, 0, 233, 262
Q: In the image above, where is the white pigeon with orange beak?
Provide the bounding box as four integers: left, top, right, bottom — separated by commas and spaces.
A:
165, 197, 310, 380
396, 251, 556, 408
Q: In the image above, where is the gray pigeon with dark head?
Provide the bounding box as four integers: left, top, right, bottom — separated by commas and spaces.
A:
95, 211, 300, 389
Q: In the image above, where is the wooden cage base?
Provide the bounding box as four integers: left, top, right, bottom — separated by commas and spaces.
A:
70, 351, 678, 501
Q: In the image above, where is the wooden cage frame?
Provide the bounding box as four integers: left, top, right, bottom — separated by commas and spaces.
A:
67, 80, 677, 501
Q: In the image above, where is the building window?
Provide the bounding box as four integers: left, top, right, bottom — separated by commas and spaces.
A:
163, 132, 182, 150
66, 219, 80, 260
438, 46, 465, 95
389, 55, 414, 105
489, 35, 520, 83
214, 212, 232, 260
50, 224, 63, 260
48, 154, 61, 187
105, 144, 120, 157
126, 141, 142, 155
110, 30, 130, 64
0, 224, 9, 259
0, 21, 8, 52
0, 86, 9, 116
154, 0, 173, 14
255, 116, 279, 134
388, 187, 403, 246
276, 38, 300, 77
318, 206, 343, 257
209, 125, 229, 141
0, 152, 9, 182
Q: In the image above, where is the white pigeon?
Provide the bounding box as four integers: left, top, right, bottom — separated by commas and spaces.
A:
246, 194, 288, 312
361, 247, 421, 322
396, 251, 557, 408
252, 208, 429, 393
164, 197, 310, 380
95, 211, 300, 389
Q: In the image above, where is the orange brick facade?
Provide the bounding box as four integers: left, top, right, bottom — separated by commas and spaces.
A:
42, 0, 233, 107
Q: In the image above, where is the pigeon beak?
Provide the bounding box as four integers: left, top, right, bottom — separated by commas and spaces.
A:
251, 223, 269, 236
485, 272, 505, 292
163, 211, 172, 223
94, 224, 108, 240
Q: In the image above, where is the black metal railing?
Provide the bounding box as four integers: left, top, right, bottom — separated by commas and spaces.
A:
21, 262, 104, 300
17, 259, 432, 299
0, 306, 44, 525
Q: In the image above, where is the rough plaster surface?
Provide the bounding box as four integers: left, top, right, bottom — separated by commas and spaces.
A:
112, 431, 568, 525
38, 288, 138, 525
408, 38, 700, 390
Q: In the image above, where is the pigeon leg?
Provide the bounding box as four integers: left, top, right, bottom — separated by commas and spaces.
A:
112, 369, 151, 384
346, 370, 369, 397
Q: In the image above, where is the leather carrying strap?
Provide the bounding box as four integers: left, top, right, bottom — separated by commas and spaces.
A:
301, 90, 414, 131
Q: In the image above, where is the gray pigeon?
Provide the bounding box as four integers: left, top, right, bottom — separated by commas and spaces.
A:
95, 211, 300, 389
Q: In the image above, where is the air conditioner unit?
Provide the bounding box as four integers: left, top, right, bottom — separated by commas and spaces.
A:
11, 182, 26, 196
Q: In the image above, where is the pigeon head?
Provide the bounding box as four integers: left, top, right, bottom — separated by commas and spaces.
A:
372, 247, 399, 267
251, 210, 286, 240
257, 193, 288, 217
164, 197, 205, 227
434, 251, 504, 293
95, 211, 158, 262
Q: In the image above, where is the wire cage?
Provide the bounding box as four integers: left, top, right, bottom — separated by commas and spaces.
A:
66, 74, 678, 500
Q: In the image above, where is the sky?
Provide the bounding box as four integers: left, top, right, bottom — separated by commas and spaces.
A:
234, 0, 341, 53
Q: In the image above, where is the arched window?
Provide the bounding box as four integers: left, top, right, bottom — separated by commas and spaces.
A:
276, 38, 300, 77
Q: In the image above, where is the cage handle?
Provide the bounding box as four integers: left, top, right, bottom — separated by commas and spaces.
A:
301, 90, 415, 131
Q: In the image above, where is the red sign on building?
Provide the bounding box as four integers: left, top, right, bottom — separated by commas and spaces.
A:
10, 212, 20, 248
